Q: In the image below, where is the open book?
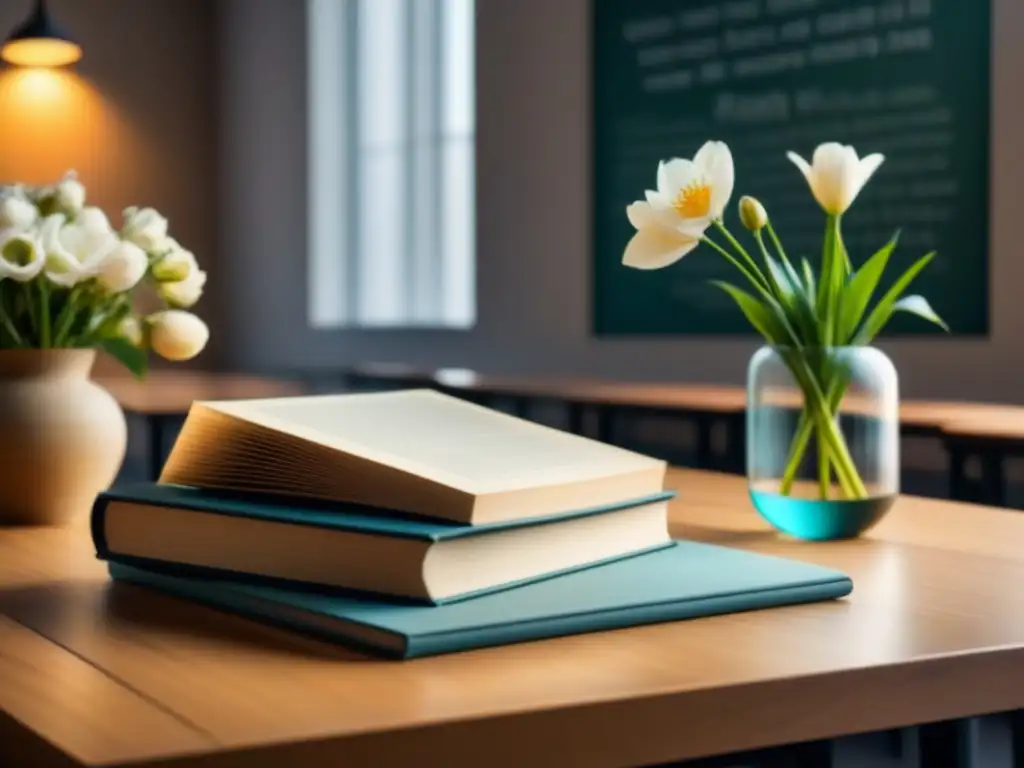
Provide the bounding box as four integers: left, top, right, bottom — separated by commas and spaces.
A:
159, 389, 667, 525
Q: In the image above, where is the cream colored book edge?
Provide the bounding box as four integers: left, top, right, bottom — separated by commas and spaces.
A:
102, 499, 670, 602
159, 390, 667, 525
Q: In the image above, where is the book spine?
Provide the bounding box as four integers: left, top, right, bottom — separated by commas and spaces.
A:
403, 579, 852, 659
90, 494, 112, 560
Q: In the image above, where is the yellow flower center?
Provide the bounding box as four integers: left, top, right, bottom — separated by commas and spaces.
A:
673, 182, 712, 219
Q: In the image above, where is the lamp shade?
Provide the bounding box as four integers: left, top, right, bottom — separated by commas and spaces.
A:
2, 0, 81, 67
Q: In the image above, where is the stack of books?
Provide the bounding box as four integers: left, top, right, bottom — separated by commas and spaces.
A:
93, 390, 852, 659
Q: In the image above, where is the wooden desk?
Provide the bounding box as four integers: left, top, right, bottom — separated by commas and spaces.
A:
97, 371, 304, 480
2, 469, 1023, 767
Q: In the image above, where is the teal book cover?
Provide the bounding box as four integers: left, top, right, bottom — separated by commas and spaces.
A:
93, 484, 676, 606
110, 542, 853, 659
93, 483, 677, 542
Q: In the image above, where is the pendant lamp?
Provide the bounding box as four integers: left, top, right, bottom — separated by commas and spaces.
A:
2, 0, 82, 68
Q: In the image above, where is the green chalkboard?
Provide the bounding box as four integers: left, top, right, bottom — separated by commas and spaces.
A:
593, 0, 990, 336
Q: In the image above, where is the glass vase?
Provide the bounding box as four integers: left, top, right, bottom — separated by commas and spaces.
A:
747, 345, 899, 540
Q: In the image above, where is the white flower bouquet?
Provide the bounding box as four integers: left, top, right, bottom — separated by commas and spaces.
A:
0, 172, 209, 376
623, 141, 946, 500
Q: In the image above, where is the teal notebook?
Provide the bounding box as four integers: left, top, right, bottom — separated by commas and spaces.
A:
109, 542, 852, 659
93, 484, 676, 605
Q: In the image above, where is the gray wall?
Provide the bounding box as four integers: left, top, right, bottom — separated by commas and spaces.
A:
0, 0, 220, 371
217, 0, 1023, 403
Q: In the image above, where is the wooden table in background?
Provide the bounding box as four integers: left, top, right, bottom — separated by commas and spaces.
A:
1, 469, 1023, 767
938, 412, 1024, 507
99, 371, 305, 479
347, 364, 1024, 503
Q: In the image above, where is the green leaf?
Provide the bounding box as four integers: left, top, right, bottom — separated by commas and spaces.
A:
855, 251, 937, 344
891, 295, 949, 331
801, 258, 816, 299
710, 280, 788, 344
836, 230, 900, 344
766, 256, 819, 346
99, 338, 149, 380
780, 256, 804, 295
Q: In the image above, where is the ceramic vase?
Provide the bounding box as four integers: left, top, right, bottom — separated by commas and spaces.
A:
0, 350, 126, 526
746, 345, 899, 540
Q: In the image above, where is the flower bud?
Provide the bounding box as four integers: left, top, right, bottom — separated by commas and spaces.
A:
152, 247, 198, 282
122, 206, 169, 251
0, 195, 38, 230
55, 172, 86, 214
159, 269, 207, 308
148, 310, 209, 361
738, 196, 768, 232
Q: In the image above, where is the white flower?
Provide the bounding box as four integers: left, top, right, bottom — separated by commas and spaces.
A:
40, 213, 118, 287
0, 195, 38, 231
0, 230, 45, 281
96, 240, 148, 293
117, 316, 144, 347
643, 140, 735, 238
121, 206, 169, 251
148, 310, 209, 361
622, 201, 700, 270
76, 206, 112, 234
786, 143, 885, 216
54, 172, 86, 214
152, 247, 198, 282
159, 268, 207, 308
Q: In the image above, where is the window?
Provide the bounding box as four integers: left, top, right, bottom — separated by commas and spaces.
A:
307, 0, 476, 329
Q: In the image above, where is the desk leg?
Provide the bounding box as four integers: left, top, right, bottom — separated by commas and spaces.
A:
1012, 710, 1023, 767
919, 719, 982, 768
566, 402, 586, 436
596, 406, 615, 445
724, 413, 746, 475
947, 442, 971, 502
980, 451, 1007, 507
695, 415, 714, 470
147, 415, 166, 481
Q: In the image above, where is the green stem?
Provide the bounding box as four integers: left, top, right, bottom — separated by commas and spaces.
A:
778, 378, 848, 495
777, 350, 865, 499
0, 284, 23, 348
701, 235, 767, 294
53, 287, 82, 347
817, 432, 830, 500
713, 220, 770, 291
38, 280, 51, 348
817, 410, 866, 497
765, 221, 790, 264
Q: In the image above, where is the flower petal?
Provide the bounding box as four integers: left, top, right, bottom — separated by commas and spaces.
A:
786, 151, 814, 185
626, 201, 657, 230
675, 215, 713, 240
644, 189, 671, 210
834, 145, 864, 213
856, 153, 885, 194
622, 227, 698, 270
656, 158, 700, 197
695, 141, 735, 218
810, 142, 850, 214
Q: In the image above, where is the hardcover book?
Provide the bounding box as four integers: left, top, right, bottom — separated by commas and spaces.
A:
110, 542, 853, 659
93, 484, 674, 604
158, 389, 667, 525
